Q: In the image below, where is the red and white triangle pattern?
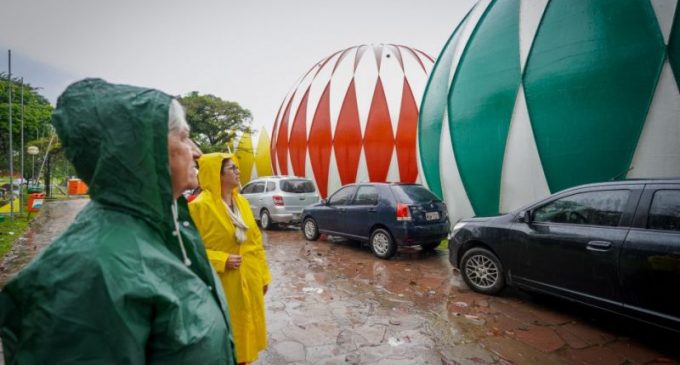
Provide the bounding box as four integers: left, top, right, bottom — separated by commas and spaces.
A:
270, 44, 434, 197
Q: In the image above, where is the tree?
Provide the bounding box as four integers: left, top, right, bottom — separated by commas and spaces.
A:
0, 73, 53, 174
179, 92, 252, 153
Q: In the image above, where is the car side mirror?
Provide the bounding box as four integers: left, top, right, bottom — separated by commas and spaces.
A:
519, 210, 532, 224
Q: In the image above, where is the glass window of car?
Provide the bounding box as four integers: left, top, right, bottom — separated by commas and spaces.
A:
352, 185, 379, 205
533, 190, 630, 226
647, 190, 680, 231
391, 184, 440, 204
328, 186, 356, 206
241, 183, 256, 194
251, 182, 265, 194
280, 179, 316, 193
266, 181, 276, 192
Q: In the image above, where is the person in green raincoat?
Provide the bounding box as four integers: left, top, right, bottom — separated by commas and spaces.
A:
0, 79, 237, 365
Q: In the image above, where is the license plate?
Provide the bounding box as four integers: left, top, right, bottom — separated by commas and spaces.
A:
425, 211, 439, 221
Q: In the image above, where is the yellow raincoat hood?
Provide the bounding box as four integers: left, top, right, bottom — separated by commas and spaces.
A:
197, 152, 239, 199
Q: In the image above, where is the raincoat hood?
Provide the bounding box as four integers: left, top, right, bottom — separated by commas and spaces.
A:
52, 78, 174, 231
197, 152, 240, 198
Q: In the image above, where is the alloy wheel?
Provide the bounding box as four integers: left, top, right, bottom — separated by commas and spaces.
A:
260, 210, 270, 229
464, 254, 499, 289
371, 232, 390, 256
303, 218, 319, 241
304, 220, 316, 239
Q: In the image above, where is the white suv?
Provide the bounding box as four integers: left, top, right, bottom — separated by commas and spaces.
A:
240, 176, 320, 229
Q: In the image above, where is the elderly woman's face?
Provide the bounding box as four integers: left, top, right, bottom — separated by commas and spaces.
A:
168, 127, 201, 198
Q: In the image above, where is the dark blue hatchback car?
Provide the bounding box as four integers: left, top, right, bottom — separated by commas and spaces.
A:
301, 183, 450, 259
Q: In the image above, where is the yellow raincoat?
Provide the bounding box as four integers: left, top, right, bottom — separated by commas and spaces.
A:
189, 153, 272, 364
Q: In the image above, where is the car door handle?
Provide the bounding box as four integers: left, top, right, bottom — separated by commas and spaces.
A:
368, 208, 376, 212
587, 240, 612, 251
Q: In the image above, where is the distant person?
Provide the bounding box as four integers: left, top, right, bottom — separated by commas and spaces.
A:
0, 79, 237, 364
187, 186, 202, 202
189, 153, 271, 365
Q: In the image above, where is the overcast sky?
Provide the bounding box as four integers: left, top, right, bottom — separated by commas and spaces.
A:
1, 0, 475, 132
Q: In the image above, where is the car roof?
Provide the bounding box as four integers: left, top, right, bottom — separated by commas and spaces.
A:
559, 178, 680, 193
246, 176, 314, 182
342, 182, 423, 187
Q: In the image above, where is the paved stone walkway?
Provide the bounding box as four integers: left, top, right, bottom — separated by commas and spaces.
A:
254, 229, 679, 365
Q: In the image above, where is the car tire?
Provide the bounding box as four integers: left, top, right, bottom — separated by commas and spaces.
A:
460, 247, 505, 295
303, 218, 320, 241
420, 241, 440, 251
260, 209, 272, 230
370, 228, 397, 259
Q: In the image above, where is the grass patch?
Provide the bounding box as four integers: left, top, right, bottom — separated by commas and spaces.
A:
438, 238, 449, 250
0, 213, 35, 257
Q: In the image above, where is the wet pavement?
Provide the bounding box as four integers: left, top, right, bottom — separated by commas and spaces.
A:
256, 228, 680, 365
0, 201, 678, 364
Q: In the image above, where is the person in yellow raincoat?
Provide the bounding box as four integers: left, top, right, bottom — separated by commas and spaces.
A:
189, 152, 271, 364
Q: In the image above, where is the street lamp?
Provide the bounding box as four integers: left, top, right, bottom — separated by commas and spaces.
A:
27, 146, 39, 184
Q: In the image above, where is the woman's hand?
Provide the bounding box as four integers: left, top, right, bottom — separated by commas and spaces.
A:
225, 254, 242, 269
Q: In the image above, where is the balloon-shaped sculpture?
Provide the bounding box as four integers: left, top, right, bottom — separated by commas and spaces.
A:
271, 44, 434, 197
234, 129, 273, 185
418, 0, 680, 223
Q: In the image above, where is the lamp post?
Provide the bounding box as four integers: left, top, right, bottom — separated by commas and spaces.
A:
20, 78, 24, 215
27, 146, 39, 185
7, 50, 14, 220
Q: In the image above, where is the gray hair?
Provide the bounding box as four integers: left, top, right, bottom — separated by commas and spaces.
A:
168, 99, 190, 133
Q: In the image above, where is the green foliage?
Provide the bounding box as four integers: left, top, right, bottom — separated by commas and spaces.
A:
179, 91, 252, 153
0, 213, 35, 258
0, 73, 54, 173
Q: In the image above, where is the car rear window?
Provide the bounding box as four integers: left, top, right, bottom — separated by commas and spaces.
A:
391, 185, 440, 204
280, 179, 316, 193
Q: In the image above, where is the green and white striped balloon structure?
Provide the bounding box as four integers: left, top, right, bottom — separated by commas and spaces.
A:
418, 0, 680, 223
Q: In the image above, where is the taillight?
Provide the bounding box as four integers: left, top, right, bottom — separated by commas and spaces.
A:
396, 203, 411, 221
273, 195, 284, 206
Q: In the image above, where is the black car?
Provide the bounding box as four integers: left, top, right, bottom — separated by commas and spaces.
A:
449, 179, 680, 331
302, 183, 449, 259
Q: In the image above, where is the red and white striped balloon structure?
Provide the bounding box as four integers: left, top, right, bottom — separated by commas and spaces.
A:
271, 44, 434, 197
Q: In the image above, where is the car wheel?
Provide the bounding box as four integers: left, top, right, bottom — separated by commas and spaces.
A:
370, 228, 397, 259
260, 209, 272, 230
460, 247, 505, 295
303, 218, 320, 241
420, 241, 440, 251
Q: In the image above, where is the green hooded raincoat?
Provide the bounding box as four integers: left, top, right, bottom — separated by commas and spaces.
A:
0, 79, 237, 365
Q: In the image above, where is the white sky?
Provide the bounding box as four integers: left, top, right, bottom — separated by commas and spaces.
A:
1, 0, 474, 132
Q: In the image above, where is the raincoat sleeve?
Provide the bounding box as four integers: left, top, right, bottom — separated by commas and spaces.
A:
206, 249, 229, 273
253, 226, 272, 286
0, 259, 152, 364
188, 198, 230, 273
237, 195, 272, 286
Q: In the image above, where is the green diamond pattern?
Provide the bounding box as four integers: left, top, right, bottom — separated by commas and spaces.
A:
524, 0, 666, 192
448, 0, 521, 216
